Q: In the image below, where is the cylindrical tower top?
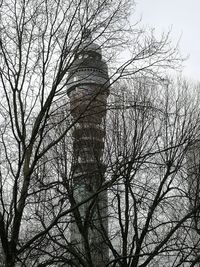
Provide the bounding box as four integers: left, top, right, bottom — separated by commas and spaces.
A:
67, 28, 110, 94
75, 28, 102, 59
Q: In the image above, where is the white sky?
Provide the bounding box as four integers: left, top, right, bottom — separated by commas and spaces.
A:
134, 0, 200, 82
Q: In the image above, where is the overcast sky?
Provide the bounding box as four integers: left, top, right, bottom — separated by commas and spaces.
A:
134, 0, 200, 82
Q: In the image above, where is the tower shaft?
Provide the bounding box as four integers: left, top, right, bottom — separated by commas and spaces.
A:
67, 31, 109, 266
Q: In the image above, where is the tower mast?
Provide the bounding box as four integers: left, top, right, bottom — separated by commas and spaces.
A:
67, 29, 110, 266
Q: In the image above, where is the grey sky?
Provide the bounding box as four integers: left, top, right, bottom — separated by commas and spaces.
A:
134, 0, 200, 81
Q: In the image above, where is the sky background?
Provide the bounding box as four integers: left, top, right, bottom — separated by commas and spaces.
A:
134, 0, 200, 82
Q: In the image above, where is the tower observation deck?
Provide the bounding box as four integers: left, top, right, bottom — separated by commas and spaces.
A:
67, 29, 110, 266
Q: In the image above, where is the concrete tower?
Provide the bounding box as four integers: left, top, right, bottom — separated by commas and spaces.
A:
67, 29, 110, 266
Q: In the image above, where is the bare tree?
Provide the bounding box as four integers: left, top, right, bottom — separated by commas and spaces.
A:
21, 77, 200, 267
0, 0, 185, 266
103, 78, 200, 266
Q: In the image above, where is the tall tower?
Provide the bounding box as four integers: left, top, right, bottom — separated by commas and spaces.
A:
67, 29, 110, 266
